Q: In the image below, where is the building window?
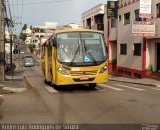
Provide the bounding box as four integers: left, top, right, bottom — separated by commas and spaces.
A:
157, 3, 160, 18
83, 20, 85, 27
134, 43, 141, 56
111, 18, 116, 28
120, 44, 127, 55
124, 12, 130, 24
135, 9, 142, 21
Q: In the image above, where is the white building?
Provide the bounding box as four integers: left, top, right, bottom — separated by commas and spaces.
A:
31, 22, 58, 48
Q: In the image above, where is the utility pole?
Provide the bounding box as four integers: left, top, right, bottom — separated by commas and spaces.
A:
0, 0, 5, 81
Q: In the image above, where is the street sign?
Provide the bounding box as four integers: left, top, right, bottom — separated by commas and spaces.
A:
107, 0, 118, 18
139, 0, 152, 18
132, 21, 156, 37
13, 49, 19, 54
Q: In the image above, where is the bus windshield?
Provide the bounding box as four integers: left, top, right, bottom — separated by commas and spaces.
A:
56, 32, 107, 66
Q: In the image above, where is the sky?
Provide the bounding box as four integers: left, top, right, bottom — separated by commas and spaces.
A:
9, 0, 107, 33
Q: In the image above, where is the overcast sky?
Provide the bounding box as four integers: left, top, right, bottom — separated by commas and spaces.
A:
9, 0, 107, 31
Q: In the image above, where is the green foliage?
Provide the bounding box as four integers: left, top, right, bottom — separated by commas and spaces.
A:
19, 33, 27, 41
22, 24, 27, 31
146, 65, 152, 71
19, 24, 28, 41
4, 18, 14, 27
109, 59, 117, 64
30, 25, 32, 30
28, 45, 34, 53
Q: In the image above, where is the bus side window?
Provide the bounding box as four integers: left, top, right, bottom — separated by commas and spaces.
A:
48, 43, 52, 57
53, 38, 57, 47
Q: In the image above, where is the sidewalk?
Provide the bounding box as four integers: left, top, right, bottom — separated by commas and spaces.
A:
0, 59, 27, 94
109, 75, 160, 87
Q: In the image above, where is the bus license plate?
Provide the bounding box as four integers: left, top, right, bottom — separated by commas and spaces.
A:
80, 76, 89, 80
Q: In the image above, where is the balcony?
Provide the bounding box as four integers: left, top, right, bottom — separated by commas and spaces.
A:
85, 26, 91, 29
91, 23, 104, 31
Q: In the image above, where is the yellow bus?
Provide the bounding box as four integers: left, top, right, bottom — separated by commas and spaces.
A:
41, 29, 108, 89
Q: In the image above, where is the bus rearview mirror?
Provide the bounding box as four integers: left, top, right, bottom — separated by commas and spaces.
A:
52, 39, 57, 47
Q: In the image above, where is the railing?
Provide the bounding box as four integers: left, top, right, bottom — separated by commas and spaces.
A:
91, 23, 104, 31
85, 26, 91, 29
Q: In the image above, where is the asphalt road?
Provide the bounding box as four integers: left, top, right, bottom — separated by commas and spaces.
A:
1, 64, 160, 125
1, 55, 160, 130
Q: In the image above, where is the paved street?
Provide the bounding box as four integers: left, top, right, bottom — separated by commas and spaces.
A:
1, 1, 160, 130
0, 64, 160, 125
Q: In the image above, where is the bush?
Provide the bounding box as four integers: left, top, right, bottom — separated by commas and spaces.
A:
109, 59, 117, 64
146, 65, 152, 71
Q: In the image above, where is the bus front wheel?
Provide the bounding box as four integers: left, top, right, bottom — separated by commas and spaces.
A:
88, 83, 96, 89
44, 79, 50, 84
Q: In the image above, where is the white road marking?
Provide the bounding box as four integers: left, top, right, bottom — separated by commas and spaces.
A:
45, 86, 58, 93
2, 87, 26, 92
152, 88, 160, 91
114, 84, 145, 91
98, 84, 123, 91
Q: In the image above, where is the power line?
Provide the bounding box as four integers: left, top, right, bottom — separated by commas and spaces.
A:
20, 0, 25, 28
11, 0, 15, 19
9, 0, 72, 6
16, 0, 18, 20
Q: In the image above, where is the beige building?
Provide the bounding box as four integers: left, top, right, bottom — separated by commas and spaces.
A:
81, 4, 106, 33
62, 23, 82, 29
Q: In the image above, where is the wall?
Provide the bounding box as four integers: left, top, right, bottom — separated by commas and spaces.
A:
117, 1, 143, 70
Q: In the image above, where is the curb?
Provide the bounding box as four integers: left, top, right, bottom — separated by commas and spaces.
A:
23, 75, 34, 89
0, 79, 27, 94
109, 78, 159, 87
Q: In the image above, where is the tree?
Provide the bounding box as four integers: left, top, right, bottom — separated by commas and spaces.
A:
19, 24, 27, 41
22, 24, 27, 31
4, 18, 14, 27
30, 25, 32, 30
19, 33, 27, 41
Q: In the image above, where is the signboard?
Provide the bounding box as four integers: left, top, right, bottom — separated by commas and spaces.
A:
132, 21, 156, 37
13, 49, 19, 54
139, 0, 151, 18
107, 0, 118, 18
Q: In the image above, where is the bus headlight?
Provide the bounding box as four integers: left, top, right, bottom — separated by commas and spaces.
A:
99, 65, 108, 74
58, 67, 69, 75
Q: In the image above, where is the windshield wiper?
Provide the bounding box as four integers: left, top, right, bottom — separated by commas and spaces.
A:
83, 40, 97, 65
70, 40, 80, 65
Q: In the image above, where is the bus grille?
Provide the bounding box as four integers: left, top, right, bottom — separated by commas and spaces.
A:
70, 70, 98, 76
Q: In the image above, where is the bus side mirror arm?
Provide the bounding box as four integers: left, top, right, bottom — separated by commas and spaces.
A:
52, 39, 57, 47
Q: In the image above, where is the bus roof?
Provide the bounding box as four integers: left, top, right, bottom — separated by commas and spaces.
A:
42, 29, 103, 46
54, 29, 102, 34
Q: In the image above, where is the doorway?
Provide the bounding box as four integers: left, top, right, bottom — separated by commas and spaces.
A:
157, 43, 160, 72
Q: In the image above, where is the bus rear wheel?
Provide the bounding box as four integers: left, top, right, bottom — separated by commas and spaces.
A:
88, 83, 96, 89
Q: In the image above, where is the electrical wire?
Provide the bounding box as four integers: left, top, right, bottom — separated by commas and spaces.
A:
10, 0, 72, 6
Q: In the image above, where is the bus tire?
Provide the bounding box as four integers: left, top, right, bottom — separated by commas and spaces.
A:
44, 79, 49, 84
89, 83, 96, 89
50, 71, 54, 85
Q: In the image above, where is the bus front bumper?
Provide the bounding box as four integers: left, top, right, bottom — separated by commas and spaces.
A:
56, 72, 108, 86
